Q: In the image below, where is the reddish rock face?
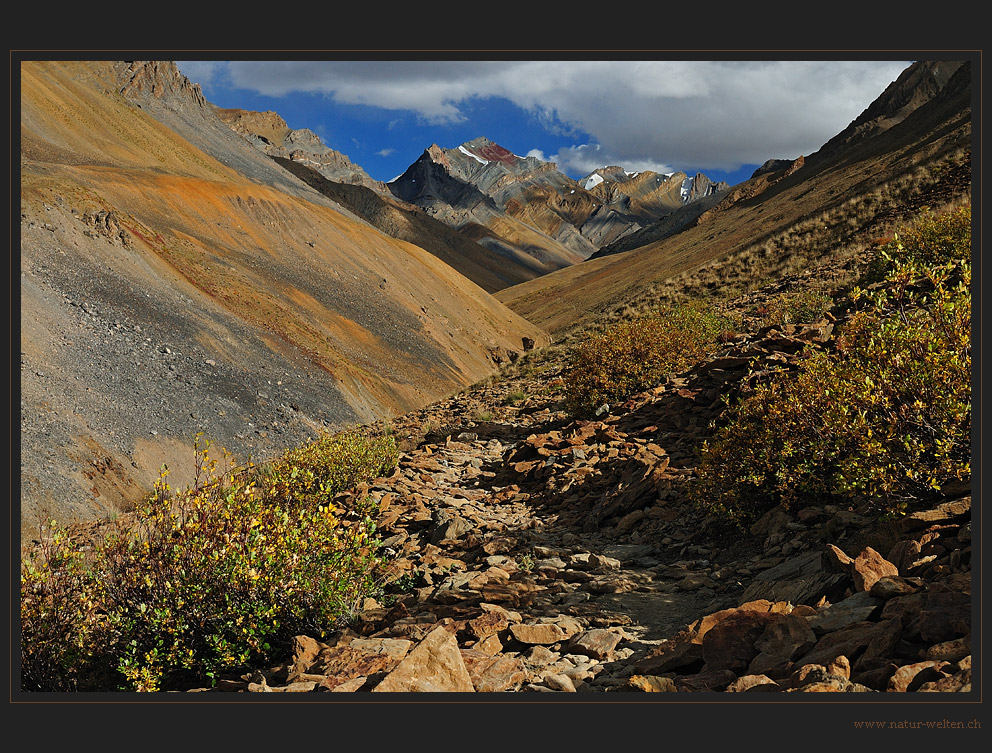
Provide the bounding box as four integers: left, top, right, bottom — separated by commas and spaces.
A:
468, 141, 519, 166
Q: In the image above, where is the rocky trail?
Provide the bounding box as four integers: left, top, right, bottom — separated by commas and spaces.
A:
174, 299, 972, 695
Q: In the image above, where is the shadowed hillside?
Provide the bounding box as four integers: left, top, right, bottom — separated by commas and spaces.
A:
496, 61, 972, 339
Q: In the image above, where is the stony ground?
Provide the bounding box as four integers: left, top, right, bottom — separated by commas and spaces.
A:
173, 293, 972, 695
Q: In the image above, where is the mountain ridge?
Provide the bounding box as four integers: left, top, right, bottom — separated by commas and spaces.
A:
387, 135, 731, 263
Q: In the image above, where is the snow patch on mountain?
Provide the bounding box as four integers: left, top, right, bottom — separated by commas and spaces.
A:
459, 145, 489, 165
584, 173, 605, 190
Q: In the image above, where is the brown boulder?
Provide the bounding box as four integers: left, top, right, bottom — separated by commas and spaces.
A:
372, 626, 475, 692
754, 612, 817, 661
851, 663, 899, 691
807, 591, 882, 634
850, 547, 899, 592
691, 599, 774, 644
288, 634, 325, 678
886, 538, 922, 574
747, 652, 795, 679
465, 611, 508, 641
825, 545, 898, 592
858, 617, 904, 666
870, 575, 924, 599
702, 610, 783, 673
675, 669, 738, 692
633, 633, 704, 674
880, 591, 927, 623
926, 635, 971, 663
460, 650, 527, 692
568, 629, 623, 660
726, 674, 781, 692
619, 675, 678, 692
917, 669, 971, 692
903, 497, 971, 530
887, 661, 951, 692
795, 621, 880, 668
509, 622, 569, 645
917, 587, 971, 643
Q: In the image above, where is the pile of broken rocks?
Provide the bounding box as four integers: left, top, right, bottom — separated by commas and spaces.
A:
188, 318, 973, 695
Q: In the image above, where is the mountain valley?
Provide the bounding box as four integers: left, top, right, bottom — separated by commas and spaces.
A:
17, 57, 975, 699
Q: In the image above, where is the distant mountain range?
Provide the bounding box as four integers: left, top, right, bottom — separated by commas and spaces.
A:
217, 116, 732, 291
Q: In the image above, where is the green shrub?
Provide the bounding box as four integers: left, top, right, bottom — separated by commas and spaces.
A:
503, 390, 528, 406
692, 253, 971, 526
21, 429, 397, 691
753, 289, 833, 326
267, 428, 398, 509
860, 205, 971, 285
564, 300, 735, 416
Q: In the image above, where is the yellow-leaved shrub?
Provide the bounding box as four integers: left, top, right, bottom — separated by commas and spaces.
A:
564, 300, 735, 416
21, 429, 397, 691
692, 206, 971, 526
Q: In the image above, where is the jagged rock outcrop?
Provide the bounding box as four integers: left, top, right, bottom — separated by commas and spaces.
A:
751, 158, 796, 179
114, 60, 208, 110
216, 108, 387, 193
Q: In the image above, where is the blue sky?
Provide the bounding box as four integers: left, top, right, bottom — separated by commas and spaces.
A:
176, 59, 911, 187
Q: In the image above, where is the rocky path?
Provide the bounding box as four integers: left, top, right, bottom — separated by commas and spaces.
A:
188, 317, 973, 694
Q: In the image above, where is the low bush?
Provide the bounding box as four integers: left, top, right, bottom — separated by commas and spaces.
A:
859, 204, 971, 285
563, 300, 735, 416
752, 289, 833, 327
692, 209, 971, 527
503, 390, 528, 406
21, 429, 397, 691
20, 526, 115, 692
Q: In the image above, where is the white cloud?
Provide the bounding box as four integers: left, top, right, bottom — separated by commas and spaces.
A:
178, 59, 912, 174
553, 143, 677, 178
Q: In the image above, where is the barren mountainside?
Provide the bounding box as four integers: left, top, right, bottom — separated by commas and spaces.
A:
214, 106, 554, 292
19, 60, 549, 541
215, 107, 388, 193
